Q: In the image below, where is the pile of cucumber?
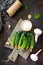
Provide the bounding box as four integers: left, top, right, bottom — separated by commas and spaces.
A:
11, 31, 35, 50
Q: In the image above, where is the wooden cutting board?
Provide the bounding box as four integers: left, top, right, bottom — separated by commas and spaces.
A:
4, 19, 33, 61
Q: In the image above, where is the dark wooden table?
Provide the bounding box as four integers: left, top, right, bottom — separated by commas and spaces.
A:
0, 0, 43, 65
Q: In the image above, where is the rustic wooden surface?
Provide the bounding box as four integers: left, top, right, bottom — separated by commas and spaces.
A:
0, 0, 43, 65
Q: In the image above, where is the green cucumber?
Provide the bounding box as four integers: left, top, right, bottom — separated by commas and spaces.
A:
18, 33, 25, 49
26, 33, 32, 49
15, 32, 21, 46
11, 32, 17, 47
20, 36, 27, 50
29, 33, 34, 49
27, 33, 31, 47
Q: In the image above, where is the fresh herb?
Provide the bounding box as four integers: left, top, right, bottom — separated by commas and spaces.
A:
34, 13, 40, 20
24, 5, 29, 11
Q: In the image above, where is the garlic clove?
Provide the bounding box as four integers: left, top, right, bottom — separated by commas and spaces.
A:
8, 24, 11, 29
6, 42, 10, 45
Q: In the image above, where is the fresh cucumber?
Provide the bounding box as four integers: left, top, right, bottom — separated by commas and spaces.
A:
20, 36, 27, 50
15, 32, 21, 46
18, 33, 25, 49
26, 33, 32, 49
29, 33, 34, 49
11, 32, 17, 47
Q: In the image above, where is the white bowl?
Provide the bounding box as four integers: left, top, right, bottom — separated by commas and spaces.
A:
21, 20, 32, 31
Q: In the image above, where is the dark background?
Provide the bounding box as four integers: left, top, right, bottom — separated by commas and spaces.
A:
0, 0, 43, 65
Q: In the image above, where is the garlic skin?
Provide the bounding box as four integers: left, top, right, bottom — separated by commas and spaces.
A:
21, 20, 32, 31
34, 28, 42, 42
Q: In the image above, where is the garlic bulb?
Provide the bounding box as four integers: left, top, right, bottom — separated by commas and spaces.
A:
30, 49, 42, 61
34, 28, 42, 42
